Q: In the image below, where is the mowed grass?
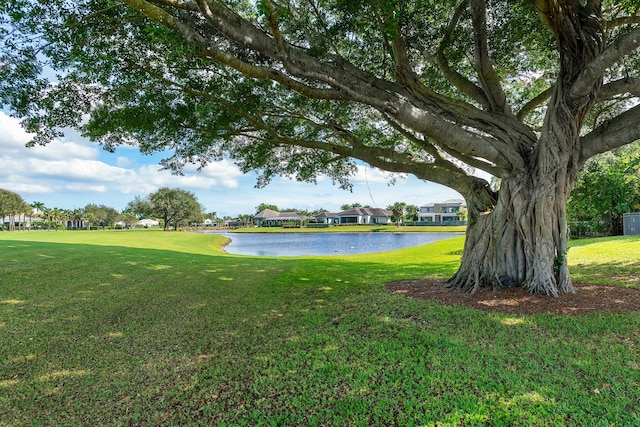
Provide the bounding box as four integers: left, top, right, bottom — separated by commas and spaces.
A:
0, 230, 638, 426
567, 235, 640, 288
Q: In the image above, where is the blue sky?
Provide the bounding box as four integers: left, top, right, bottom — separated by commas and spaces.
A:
0, 110, 463, 217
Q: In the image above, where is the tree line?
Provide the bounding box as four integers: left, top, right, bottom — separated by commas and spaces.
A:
0, 187, 216, 231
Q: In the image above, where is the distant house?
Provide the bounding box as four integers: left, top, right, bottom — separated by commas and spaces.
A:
254, 209, 307, 227
314, 212, 339, 225
137, 218, 160, 228
2, 215, 43, 229
418, 199, 466, 223
335, 207, 392, 225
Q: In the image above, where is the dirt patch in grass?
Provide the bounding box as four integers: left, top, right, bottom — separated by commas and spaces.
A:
386, 279, 640, 315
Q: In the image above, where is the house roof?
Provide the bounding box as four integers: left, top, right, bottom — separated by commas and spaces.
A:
314, 212, 338, 218
137, 218, 159, 226
254, 209, 280, 219
254, 209, 303, 220
441, 198, 466, 206
420, 199, 466, 208
338, 207, 392, 217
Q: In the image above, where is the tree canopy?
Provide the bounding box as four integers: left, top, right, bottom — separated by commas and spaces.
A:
0, 189, 29, 231
255, 203, 279, 214
1, 1, 639, 295
147, 187, 203, 230
84, 203, 119, 229
387, 201, 406, 226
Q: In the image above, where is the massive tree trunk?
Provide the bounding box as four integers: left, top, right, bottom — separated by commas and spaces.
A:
450, 82, 590, 296
449, 2, 605, 296
449, 145, 579, 296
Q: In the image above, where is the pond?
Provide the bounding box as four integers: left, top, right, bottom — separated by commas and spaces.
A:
205, 231, 462, 257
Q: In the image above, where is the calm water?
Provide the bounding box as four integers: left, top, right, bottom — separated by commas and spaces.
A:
205, 231, 461, 257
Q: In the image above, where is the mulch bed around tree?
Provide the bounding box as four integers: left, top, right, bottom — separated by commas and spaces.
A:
386, 279, 640, 315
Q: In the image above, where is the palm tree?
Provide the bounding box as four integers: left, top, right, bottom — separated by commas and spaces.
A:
41, 207, 54, 230
297, 209, 311, 228
19, 202, 30, 231
51, 208, 64, 230
31, 201, 45, 214
30, 201, 46, 230
60, 209, 72, 230
85, 211, 96, 230
68, 208, 84, 229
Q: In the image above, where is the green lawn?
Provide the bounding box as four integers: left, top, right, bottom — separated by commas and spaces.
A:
1, 230, 638, 426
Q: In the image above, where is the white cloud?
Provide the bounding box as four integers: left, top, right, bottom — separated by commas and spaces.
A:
116, 156, 133, 167
0, 111, 245, 207
28, 140, 100, 161
275, 165, 403, 186
132, 161, 243, 193
351, 165, 406, 184
0, 113, 32, 147
0, 113, 99, 160
182, 160, 244, 188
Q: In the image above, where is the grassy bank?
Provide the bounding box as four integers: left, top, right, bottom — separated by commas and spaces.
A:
1, 230, 639, 426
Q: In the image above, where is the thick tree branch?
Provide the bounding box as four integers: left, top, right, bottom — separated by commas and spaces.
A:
391, 30, 511, 143
598, 77, 640, 101
121, 0, 347, 100
383, 113, 501, 177
469, 0, 511, 114
435, 0, 491, 109
580, 104, 640, 161
121, 0, 517, 170
517, 86, 555, 122
148, 0, 199, 11
262, 0, 286, 57
605, 16, 640, 30
135, 51, 494, 197
391, 32, 442, 105
571, 27, 640, 98
192, 1, 404, 105
195, 49, 348, 100
120, 0, 205, 43
392, 102, 518, 170
533, 0, 555, 33
324, 121, 489, 199
390, 19, 534, 169
194, 0, 279, 57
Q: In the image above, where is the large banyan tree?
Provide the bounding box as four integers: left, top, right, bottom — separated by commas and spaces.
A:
1, 0, 639, 295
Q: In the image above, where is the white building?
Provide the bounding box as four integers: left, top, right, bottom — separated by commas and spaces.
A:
137, 218, 160, 227
335, 207, 392, 225
418, 199, 466, 223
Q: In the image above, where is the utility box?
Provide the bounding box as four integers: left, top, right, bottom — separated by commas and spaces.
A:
624, 213, 640, 236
